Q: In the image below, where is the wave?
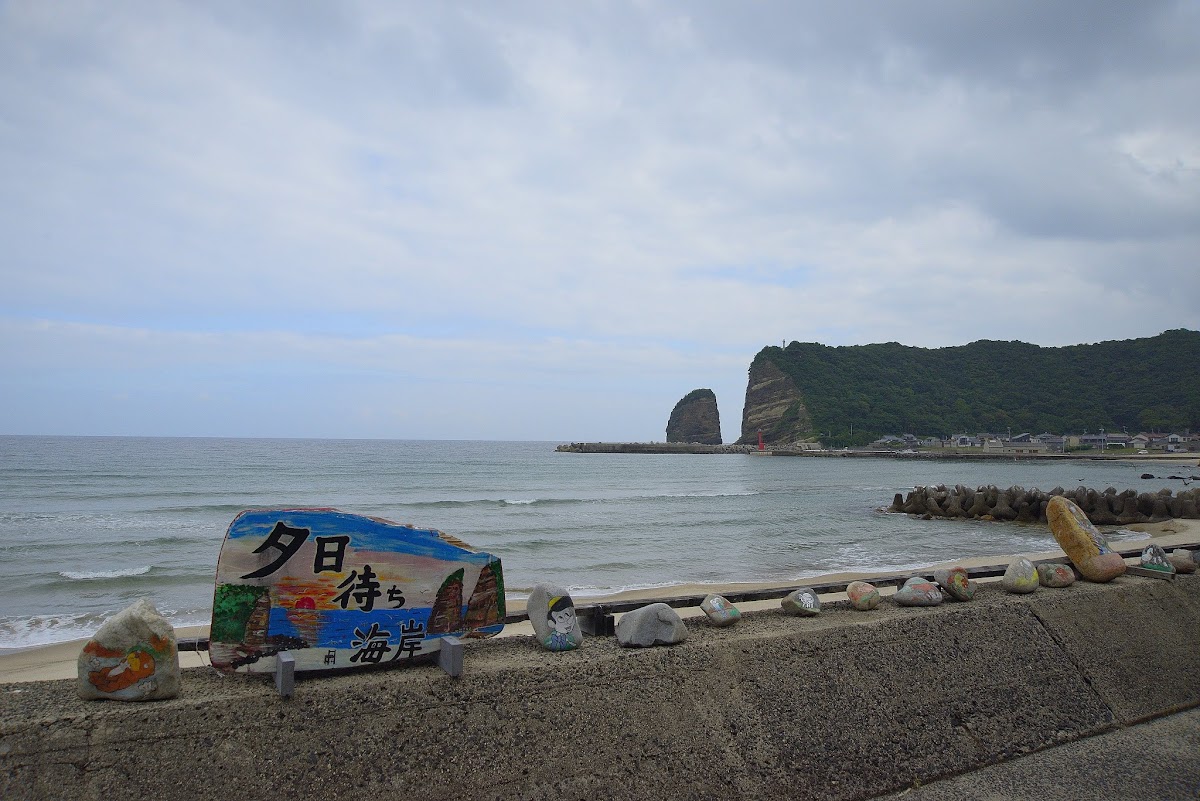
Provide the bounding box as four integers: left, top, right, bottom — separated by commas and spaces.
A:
397, 497, 590, 509
0, 607, 212, 650
394, 491, 761, 509
59, 565, 152, 580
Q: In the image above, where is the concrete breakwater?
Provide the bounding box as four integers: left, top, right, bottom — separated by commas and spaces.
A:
891, 483, 1200, 524
556, 442, 757, 454
3, 578, 1198, 800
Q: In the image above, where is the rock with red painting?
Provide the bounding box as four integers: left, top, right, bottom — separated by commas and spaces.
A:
933, 566, 975, 601
846, 581, 880, 610
893, 577, 943, 607
78, 599, 180, 701
1038, 562, 1076, 588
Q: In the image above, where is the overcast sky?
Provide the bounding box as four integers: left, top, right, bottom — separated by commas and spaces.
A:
2, 1, 1198, 442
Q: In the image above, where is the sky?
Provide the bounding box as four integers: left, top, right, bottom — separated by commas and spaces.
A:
2, 1, 1198, 443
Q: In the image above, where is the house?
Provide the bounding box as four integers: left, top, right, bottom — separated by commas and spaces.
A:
982, 438, 1047, 455
1106, 433, 1131, 449
1142, 432, 1171, 451
1034, 433, 1066, 453
1130, 434, 1151, 450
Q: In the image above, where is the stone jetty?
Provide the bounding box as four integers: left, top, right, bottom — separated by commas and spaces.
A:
556, 442, 756, 454
889, 484, 1200, 524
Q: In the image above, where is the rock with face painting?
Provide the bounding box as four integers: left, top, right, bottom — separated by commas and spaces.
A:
1168, 549, 1197, 574
846, 581, 880, 610
1038, 562, 1076, 588
700, 594, 741, 626
782, 587, 821, 616
1046, 496, 1126, 582
78, 599, 180, 701
1140, 544, 1175, 574
527, 584, 583, 652
615, 602, 687, 648
1001, 558, 1039, 594
933, 567, 975, 601
893, 577, 943, 607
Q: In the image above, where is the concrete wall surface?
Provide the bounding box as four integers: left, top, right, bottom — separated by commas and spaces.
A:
2, 576, 1197, 801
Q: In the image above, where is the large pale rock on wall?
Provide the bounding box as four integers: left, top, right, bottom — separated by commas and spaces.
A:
737, 356, 812, 445
666, 388, 722, 445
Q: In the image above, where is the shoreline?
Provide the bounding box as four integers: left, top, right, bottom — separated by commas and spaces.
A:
556, 442, 1200, 463
4, 517, 1195, 685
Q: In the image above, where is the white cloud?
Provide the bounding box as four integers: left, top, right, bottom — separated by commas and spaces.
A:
1, 1, 1197, 438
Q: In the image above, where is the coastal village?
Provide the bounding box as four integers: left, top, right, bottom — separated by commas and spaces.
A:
868, 430, 1198, 455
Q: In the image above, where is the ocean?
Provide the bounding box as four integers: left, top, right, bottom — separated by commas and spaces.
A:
0, 435, 1164, 650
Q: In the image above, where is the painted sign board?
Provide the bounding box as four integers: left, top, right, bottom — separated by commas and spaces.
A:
209, 509, 505, 674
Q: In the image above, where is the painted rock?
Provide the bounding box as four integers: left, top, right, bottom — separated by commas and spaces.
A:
1168, 549, 1197, 574
1038, 562, 1076, 588
78, 599, 180, 701
700, 594, 741, 627
1046, 496, 1126, 582
846, 581, 880, 611
1001, 558, 1039, 594
933, 567, 975, 601
209, 509, 505, 674
893, 577, 943, 607
615, 602, 687, 648
528, 584, 583, 651
782, 587, 821, 616
1140, 544, 1175, 574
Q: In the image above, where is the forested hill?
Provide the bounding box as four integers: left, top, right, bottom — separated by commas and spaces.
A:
740, 329, 1200, 446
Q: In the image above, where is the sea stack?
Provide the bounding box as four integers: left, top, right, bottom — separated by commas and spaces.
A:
666, 389, 722, 445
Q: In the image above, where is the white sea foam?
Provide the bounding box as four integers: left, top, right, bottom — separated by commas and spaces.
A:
0, 612, 110, 650
59, 565, 152, 580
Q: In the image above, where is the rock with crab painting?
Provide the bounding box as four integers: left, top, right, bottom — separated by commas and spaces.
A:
78, 599, 180, 701
782, 587, 821, 616
700, 594, 741, 627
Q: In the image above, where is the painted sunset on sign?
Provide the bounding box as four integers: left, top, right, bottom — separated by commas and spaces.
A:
210, 509, 504, 674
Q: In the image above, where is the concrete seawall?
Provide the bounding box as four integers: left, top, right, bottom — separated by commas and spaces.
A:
3, 576, 1198, 800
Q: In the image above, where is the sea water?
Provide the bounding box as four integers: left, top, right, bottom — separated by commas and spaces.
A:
0, 436, 1164, 649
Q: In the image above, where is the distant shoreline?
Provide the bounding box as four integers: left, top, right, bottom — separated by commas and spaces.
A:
556, 442, 1200, 462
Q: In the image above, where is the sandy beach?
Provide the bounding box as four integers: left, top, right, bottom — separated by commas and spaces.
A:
4, 517, 1195, 686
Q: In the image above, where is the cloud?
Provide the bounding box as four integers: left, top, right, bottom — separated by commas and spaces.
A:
1, 1, 1197, 438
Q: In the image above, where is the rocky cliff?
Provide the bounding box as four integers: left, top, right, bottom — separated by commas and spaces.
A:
666, 388, 722, 445
737, 355, 812, 445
